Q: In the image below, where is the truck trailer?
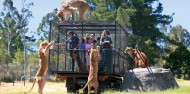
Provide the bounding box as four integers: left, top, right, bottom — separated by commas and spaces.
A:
48, 20, 129, 93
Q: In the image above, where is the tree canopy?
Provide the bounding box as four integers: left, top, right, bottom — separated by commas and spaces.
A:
0, 0, 34, 65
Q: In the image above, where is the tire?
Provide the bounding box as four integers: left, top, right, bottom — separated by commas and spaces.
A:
67, 87, 76, 93
98, 81, 105, 94
83, 88, 88, 94
66, 77, 76, 93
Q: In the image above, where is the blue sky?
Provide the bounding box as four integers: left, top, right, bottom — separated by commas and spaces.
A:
1, 0, 190, 37
11, 0, 69, 37
159, 0, 190, 31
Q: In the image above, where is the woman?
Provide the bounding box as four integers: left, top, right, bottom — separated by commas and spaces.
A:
85, 37, 93, 71
79, 38, 86, 70
100, 30, 113, 74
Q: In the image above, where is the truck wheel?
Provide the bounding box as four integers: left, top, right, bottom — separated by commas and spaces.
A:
67, 87, 76, 93
66, 77, 76, 93
83, 88, 88, 94
98, 81, 105, 94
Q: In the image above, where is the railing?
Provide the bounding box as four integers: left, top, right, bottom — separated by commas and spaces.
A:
50, 47, 127, 75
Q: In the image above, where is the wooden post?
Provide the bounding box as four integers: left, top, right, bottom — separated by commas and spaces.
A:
3, 67, 5, 79
24, 76, 25, 86
12, 74, 14, 86
13, 80, 14, 86
30, 66, 31, 81
16, 65, 18, 81
0, 77, 1, 86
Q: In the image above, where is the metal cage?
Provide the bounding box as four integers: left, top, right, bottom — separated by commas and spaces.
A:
49, 20, 128, 76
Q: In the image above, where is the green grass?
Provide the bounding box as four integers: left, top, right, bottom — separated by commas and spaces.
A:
103, 78, 190, 94
103, 86, 190, 94
0, 79, 189, 94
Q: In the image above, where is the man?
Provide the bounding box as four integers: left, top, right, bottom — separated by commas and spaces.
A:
55, 31, 82, 71
100, 30, 112, 48
100, 30, 113, 74
90, 33, 97, 48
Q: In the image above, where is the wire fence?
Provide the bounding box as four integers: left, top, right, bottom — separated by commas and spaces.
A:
0, 63, 38, 83
49, 20, 129, 75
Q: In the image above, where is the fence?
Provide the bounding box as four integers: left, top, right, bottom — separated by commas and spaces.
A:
49, 20, 129, 76
0, 63, 38, 83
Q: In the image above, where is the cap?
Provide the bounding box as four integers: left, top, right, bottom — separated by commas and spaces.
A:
103, 30, 110, 35
67, 31, 74, 35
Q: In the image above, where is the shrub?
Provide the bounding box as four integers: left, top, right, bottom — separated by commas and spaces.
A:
1, 76, 13, 82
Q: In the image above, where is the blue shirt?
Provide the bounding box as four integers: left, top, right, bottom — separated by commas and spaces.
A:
79, 42, 86, 50
65, 36, 79, 49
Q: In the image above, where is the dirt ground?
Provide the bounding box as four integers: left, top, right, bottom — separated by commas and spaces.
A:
0, 79, 190, 94
0, 81, 67, 94
177, 79, 190, 87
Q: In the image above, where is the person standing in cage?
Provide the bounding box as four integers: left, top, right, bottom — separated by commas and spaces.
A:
96, 37, 101, 46
79, 38, 86, 70
100, 30, 113, 74
85, 36, 93, 71
95, 37, 101, 49
54, 31, 82, 71
90, 33, 97, 48
96, 37, 103, 71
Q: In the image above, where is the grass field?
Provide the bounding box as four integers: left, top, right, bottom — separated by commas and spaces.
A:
0, 79, 190, 94
104, 79, 190, 94
104, 86, 190, 94
0, 81, 67, 94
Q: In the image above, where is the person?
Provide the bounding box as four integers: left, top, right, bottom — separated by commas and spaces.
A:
79, 38, 86, 52
100, 30, 113, 74
100, 30, 112, 48
96, 37, 103, 72
54, 31, 82, 71
90, 33, 97, 48
97, 37, 100, 43
96, 37, 101, 47
85, 36, 93, 71
79, 38, 86, 70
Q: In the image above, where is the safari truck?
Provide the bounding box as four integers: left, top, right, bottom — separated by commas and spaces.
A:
48, 20, 128, 93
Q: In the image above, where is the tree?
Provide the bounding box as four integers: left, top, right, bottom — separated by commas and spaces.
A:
116, 5, 136, 28
162, 25, 190, 79
12, 48, 23, 65
37, 12, 59, 40
126, 0, 173, 66
129, 1, 173, 38
165, 45, 190, 79
86, 0, 117, 20
0, 0, 34, 64
168, 25, 190, 48
0, 44, 10, 64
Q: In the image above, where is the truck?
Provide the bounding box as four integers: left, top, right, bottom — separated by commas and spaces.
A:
48, 20, 128, 93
